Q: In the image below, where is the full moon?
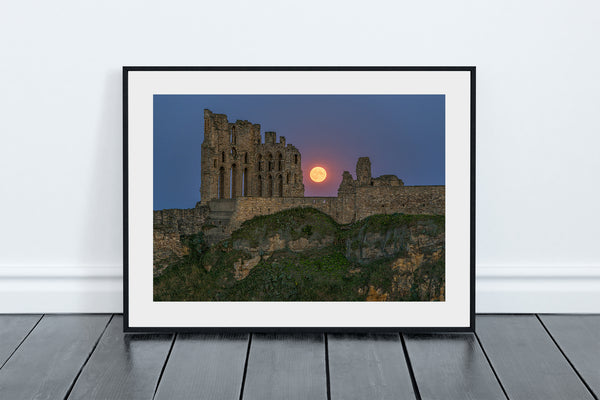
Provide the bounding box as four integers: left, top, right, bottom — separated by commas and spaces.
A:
309, 166, 327, 183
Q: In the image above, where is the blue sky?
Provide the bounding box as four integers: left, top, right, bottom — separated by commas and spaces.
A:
154, 95, 445, 210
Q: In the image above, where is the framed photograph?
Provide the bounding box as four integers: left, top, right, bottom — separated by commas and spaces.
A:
124, 67, 475, 332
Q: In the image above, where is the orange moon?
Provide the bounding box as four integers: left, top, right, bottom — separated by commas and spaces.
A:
309, 166, 327, 183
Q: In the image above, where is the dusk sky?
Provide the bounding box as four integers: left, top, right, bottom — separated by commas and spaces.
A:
154, 95, 445, 210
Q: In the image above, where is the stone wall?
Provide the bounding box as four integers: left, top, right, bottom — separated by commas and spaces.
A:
153, 205, 209, 274
229, 197, 340, 230
353, 185, 445, 221
154, 184, 444, 236
228, 185, 445, 230
153, 205, 209, 235
152, 186, 444, 273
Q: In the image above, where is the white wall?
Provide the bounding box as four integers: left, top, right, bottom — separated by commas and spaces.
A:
1, 0, 599, 313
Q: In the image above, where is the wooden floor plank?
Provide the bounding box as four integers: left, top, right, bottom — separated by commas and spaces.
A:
404, 333, 506, 400
242, 333, 327, 400
0, 314, 110, 400
328, 333, 415, 400
0, 314, 41, 368
66, 315, 173, 400
476, 315, 594, 400
154, 333, 249, 400
539, 314, 600, 398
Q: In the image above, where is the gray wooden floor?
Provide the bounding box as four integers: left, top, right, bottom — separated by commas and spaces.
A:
0, 315, 598, 400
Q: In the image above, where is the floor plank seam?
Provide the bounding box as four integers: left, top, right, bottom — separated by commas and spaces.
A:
0, 314, 44, 372
324, 334, 331, 400
535, 314, 598, 400
400, 333, 422, 400
63, 314, 114, 400
473, 330, 510, 400
238, 333, 252, 400
152, 332, 177, 400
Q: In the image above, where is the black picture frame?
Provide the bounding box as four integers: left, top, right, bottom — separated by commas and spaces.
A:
123, 66, 475, 333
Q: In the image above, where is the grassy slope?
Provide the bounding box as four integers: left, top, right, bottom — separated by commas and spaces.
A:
154, 207, 444, 302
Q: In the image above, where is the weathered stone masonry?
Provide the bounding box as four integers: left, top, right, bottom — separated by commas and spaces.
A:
153, 206, 209, 235
154, 111, 445, 248
153, 206, 209, 274
200, 109, 304, 203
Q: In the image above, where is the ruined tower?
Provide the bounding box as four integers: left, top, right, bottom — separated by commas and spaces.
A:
200, 110, 305, 204
356, 157, 372, 186
353, 156, 404, 188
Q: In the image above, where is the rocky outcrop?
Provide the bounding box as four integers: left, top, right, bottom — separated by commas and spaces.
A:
154, 207, 445, 302
233, 255, 262, 280
342, 213, 445, 301
391, 248, 445, 301
153, 229, 189, 276
366, 286, 389, 301
231, 207, 338, 255
153, 205, 209, 275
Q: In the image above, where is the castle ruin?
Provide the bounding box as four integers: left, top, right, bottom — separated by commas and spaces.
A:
154, 110, 445, 245
200, 109, 304, 203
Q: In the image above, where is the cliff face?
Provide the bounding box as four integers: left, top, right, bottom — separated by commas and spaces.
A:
153, 205, 209, 275
343, 213, 445, 301
154, 207, 445, 302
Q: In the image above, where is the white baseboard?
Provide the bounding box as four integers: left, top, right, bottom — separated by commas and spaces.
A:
0, 266, 123, 313
476, 266, 600, 313
0, 266, 599, 313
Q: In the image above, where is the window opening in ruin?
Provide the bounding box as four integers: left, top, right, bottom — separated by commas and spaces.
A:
218, 167, 225, 199
230, 164, 237, 199
294, 154, 298, 164
258, 175, 263, 196
267, 175, 273, 197
277, 153, 283, 171
278, 175, 283, 197
243, 168, 248, 196
221, 152, 225, 162
258, 154, 262, 171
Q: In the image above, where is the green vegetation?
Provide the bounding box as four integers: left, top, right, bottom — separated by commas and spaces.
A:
222, 246, 361, 301
232, 207, 338, 243
154, 207, 445, 302
346, 213, 445, 236
407, 257, 445, 301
